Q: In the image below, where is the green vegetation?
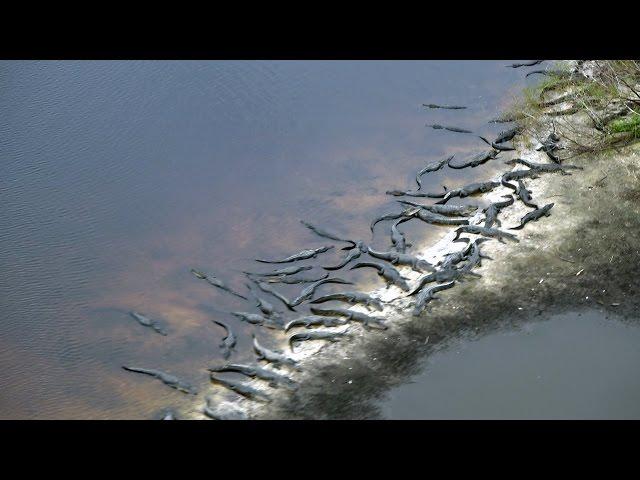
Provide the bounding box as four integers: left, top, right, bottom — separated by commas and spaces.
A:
609, 113, 640, 137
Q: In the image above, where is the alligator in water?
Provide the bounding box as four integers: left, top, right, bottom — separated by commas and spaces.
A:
494, 125, 523, 144
213, 320, 237, 360
230, 311, 284, 330
309, 306, 387, 330
122, 367, 197, 395
426, 124, 473, 134
309, 291, 384, 311
397, 200, 478, 217
284, 315, 347, 332
323, 248, 363, 271
190, 269, 248, 300
436, 181, 501, 204
251, 279, 297, 311
386, 187, 449, 199
300, 220, 357, 250
478, 136, 515, 152
129, 311, 168, 336
501, 169, 541, 192
504, 158, 582, 174
453, 225, 520, 244
289, 277, 354, 307
243, 265, 312, 277
447, 149, 499, 169
483, 195, 514, 228
266, 271, 329, 284
516, 180, 539, 209
209, 374, 271, 402
415, 155, 454, 190
252, 335, 300, 370
350, 261, 410, 291
255, 245, 334, 264
510, 203, 554, 230
391, 219, 411, 253
208, 363, 297, 389
245, 283, 279, 317
422, 104, 467, 110
370, 206, 421, 233
506, 60, 544, 68
289, 329, 350, 351
412, 281, 456, 316
367, 247, 435, 272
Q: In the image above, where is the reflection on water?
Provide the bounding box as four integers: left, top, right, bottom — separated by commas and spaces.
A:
1, 60, 543, 419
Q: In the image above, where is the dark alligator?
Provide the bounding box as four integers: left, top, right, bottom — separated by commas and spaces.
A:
459, 238, 492, 272
510, 203, 554, 230
209, 374, 271, 402
505, 158, 583, 174
494, 125, 523, 144
323, 248, 363, 271
426, 124, 473, 134
386, 187, 449, 198
447, 149, 499, 169
350, 261, 410, 291
289, 330, 349, 351
251, 279, 297, 311
415, 155, 454, 189
190, 269, 248, 300
208, 363, 297, 389
414, 209, 470, 226
526, 69, 572, 78
367, 247, 435, 272
506, 60, 544, 68
453, 225, 520, 244
536, 132, 563, 163
422, 104, 467, 110
501, 169, 540, 192
213, 320, 237, 360
300, 220, 357, 250
438, 248, 469, 270
266, 272, 329, 284
391, 218, 411, 253
245, 283, 279, 317
129, 311, 167, 336
284, 315, 347, 332
412, 281, 456, 316
407, 269, 467, 296
243, 265, 312, 277
255, 245, 334, 264
370, 206, 420, 233
309, 291, 384, 311
289, 277, 354, 307
309, 307, 387, 330
516, 180, 539, 209
252, 335, 300, 370
397, 200, 477, 217
489, 111, 527, 124
478, 136, 515, 152
230, 311, 283, 330
483, 195, 514, 228
436, 181, 501, 204
122, 367, 197, 395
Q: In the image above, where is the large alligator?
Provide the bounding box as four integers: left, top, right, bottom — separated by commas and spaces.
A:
407, 269, 467, 296
323, 247, 363, 271
526, 69, 572, 78
436, 181, 501, 204
516, 180, 539, 209
300, 220, 357, 250
213, 320, 237, 360
252, 335, 300, 370
478, 135, 515, 152
208, 363, 297, 390
230, 311, 284, 330
488, 111, 528, 124
122, 367, 197, 395
391, 219, 411, 253
414, 209, 470, 226
309, 291, 384, 311
453, 225, 519, 244
209, 374, 271, 402
251, 279, 297, 311
289, 330, 349, 351
501, 169, 540, 192
415, 154, 455, 190
483, 195, 514, 228
255, 245, 334, 264
190, 269, 248, 300
510, 203, 554, 230
243, 265, 312, 277
289, 277, 354, 307
370, 206, 420, 233
284, 315, 347, 332
505, 158, 582, 174
129, 311, 167, 336
397, 200, 478, 217
245, 283, 279, 317
266, 272, 329, 284
506, 60, 544, 68
494, 125, 523, 144
385, 187, 449, 198
309, 306, 387, 330
426, 124, 473, 134
447, 149, 499, 169
366, 247, 435, 272
422, 104, 467, 110
412, 281, 456, 317
350, 261, 410, 291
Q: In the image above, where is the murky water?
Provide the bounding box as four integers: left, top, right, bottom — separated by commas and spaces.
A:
2, 61, 637, 419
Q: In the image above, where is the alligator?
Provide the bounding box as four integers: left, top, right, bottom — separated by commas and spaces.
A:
385, 187, 449, 198
129, 311, 167, 336
251, 279, 297, 311
488, 111, 527, 124
422, 104, 467, 110
438, 248, 469, 270
266, 272, 329, 284
213, 320, 237, 360
391, 218, 411, 253
208, 363, 297, 389
501, 169, 540, 192
412, 281, 456, 316
506, 60, 544, 68
284, 315, 347, 332
458, 238, 492, 272
252, 335, 300, 370
289, 330, 349, 351
414, 209, 470, 226
447, 149, 499, 169
370, 206, 421, 233
510, 203, 554, 230
255, 245, 334, 264
525, 69, 572, 78
415, 155, 454, 189
478, 136, 515, 152
245, 283, 279, 317
397, 200, 478, 217
209, 374, 271, 402
350, 261, 410, 291
426, 124, 473, 134
504, 158, 583, 174
309, 307, 387, 330
122, 367, 197, 395
230, 311, 284, 330
494, 125, 523, 144
435, 181, 501, 204
407, 269, 467, 296
309, 291, 384, 311
483, 195, 514, 228
516, 180, 539, 209
453, 225, 519, 244
367, 247, 435, 272
300, 220, 357, 250
289, 277, 354, 307
323, 248, 363, 271
190, 269, 248, 300
243, 265, 312, 277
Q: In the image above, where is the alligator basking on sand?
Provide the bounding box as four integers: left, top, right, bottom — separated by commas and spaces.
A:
370, 206, 421, 233
255, 245, 334, 264
309, 306, 387, 330
412, 281, 456, 317
129, 311, 167, 336
510, 203, 554, 230
426, 124, 473, 134
536, 132, 563, 163
209, 374, 271, 402
397, 200, 478, 217
243, 265, 312, 277
252, 335, 300, 370
506, 60, 544, 68
300, 220, 357, 250
478, 136, 515, 152
208, 363, 297, 389
407, 268, 468, 296
251, 279, 297, 311
489, 111, 528, 124
350, 261, 410, 291
505, 158, 582, 174
289, 277, 354, 307
266, 271, 329, 284
458, 238, 492, 272
289, 330, 350, 351
230, 311, 284, 330
309, 291, 384, 311
483, 195, 514, 228
494, 125, 523, 144
284, 315, 347, 332
122, 367, 198, 395
385, 187, 449, 199
501, 169, 540, 192
367, 247, 435, 272
447, 149, 499, 169
213, 320, 237, 360
453, 225, 519, 244
415, 155, 454, 189
422, 104, 467, 110
323, 248, 363, 271
516, 180, 539, 209
391, 219, 411, 253
190, 269, 248, 300
436, 181, 501, 204
414, 209, 470, 226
